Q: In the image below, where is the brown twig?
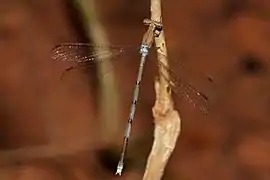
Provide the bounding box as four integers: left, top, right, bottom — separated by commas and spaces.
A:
142, 0, 181, 179
0, 142, 93, 165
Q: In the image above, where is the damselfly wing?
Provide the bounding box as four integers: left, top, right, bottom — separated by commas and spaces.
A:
52, 43, 212, 113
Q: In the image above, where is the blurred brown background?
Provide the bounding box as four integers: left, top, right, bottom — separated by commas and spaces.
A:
1, 0, 270, 179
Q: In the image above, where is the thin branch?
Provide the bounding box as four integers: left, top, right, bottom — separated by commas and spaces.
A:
75, 0, 122, 144
142, 0, 181, 179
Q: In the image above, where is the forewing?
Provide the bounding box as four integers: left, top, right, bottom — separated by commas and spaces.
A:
52, 43, 124, 63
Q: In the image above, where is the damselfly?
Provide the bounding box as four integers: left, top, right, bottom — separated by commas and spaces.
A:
51, 42, 213, 175
52, 43, 211, 110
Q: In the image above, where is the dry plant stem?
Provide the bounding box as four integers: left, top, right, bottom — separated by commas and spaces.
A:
142, 0, 181, 179
75, 0, 121, 144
